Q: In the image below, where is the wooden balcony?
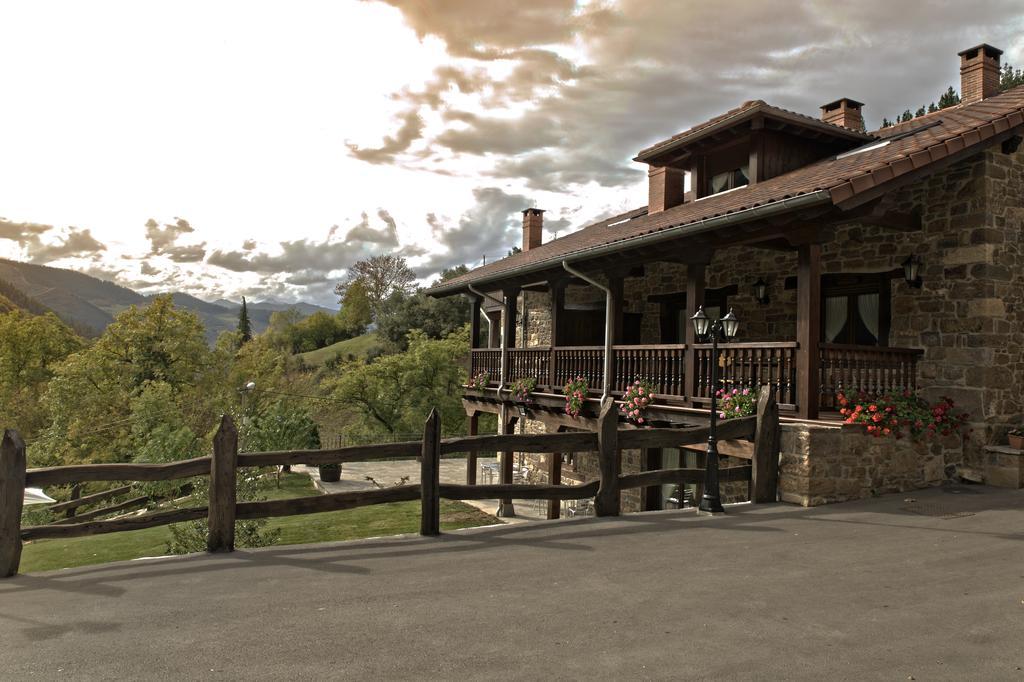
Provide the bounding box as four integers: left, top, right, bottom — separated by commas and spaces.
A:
469, 342, 923, 416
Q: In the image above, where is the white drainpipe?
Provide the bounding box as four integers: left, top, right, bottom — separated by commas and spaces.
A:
561, 260, 614, 400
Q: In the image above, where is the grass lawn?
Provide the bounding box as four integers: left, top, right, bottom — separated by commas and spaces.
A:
296, 332, 381, 367
19, 472, 497, 574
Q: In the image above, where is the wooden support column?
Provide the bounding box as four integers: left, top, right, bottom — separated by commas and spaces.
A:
684, 262, 706, 406
469, 296, 482, 349
420, 408, 441, 536
752, 385, 780, 503
497, 406, 517, 518
546, 452, 562, 520
466, 412, 479, 485
207, 415, 238, 553
549, 278, 565, 389
0, 430, 26, 578
608, 275, 624, 344
594, 397, 620, 517
486, 310, 501, 348
501, 287, 519, 385
796, 243, 822, 420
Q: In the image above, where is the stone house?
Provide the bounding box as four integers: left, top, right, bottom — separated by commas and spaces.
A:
428, 44, 1024, 513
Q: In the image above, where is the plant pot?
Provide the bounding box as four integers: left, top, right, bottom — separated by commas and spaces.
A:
1008, 434, 1024, 450
318, 464, 342, 483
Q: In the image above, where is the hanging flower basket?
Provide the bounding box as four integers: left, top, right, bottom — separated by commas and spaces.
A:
563, 375, 588, 418
468, 370, 490, 390
510, 376, 537, 403
620, 378, 655, 426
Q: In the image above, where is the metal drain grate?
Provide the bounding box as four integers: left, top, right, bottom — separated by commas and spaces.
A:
900, 503, 976, 519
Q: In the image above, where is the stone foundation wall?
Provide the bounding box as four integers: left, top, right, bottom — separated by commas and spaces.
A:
778, 422, 966, 506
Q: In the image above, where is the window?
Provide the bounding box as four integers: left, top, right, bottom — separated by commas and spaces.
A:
821, 275, 892, 346
708, 164, 749, 195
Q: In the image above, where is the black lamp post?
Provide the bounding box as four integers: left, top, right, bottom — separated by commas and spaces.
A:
690, 306, 740, 515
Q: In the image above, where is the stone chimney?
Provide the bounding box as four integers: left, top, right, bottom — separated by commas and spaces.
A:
820, 98, 865, 132
959, 43, 1003, 104
521, 208, 544, 251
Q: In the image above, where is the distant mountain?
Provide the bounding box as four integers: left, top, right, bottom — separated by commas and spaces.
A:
213, 298, 337, 316
0, 259, 327, 342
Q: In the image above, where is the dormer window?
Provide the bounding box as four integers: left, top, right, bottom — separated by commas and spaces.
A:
709, 164, 749, 195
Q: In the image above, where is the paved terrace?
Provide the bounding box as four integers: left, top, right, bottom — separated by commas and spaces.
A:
1, 486, 1022, 680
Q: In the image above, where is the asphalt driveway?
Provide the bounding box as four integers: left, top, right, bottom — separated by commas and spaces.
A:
1, 485, 1022, 680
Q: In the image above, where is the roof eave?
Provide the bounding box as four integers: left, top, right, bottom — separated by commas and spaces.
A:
427, 190, 833, 298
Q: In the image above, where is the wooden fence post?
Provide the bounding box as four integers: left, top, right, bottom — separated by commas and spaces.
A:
594, 397, 620, 517
752, 384, 780, 503
466, 412, 478, 486
420, 408, 441, 536
207, 415, 238, 553
546, 452, 562, 520
1, 430, 26, 578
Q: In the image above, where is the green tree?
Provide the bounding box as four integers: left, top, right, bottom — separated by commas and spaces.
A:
0, 310, 82, 438
938, 86, 960, 109
337, 279, 373, 338
376, 265, 471, 351
327, 327, 468, 438
1001, 63, 1024, 91
334, 254, 416, 321
237, 297, 253, 344
37, 295, 211, 466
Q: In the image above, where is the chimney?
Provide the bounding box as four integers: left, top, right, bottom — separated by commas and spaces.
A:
648, 166, 685, 213
521, 208, 544, 251
959, 43, 1003, 104
820, 98, 865, 132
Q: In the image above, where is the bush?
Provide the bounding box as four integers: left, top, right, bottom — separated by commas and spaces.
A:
716, 386, 758, 419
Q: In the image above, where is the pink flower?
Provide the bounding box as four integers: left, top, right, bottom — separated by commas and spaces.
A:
743, 388, 750, 396
719, 412, 726, 419
732, 388, 739, 395
638, 388, 645, 395
637, 417, 644, 424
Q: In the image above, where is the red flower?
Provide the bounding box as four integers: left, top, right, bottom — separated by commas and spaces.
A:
872, 414, 882, 423
869, 404, 878, 412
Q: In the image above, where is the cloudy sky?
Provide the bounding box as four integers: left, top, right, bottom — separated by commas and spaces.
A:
1, 1, 1022, 306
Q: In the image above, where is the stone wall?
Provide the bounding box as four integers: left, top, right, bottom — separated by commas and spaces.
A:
778, 422, 966, 506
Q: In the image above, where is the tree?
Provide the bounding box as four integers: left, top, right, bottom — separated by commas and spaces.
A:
337, 279, 373, 338
1001, 63, 1024, 91
334, 254, 416, 320
938, 86, 960, 109
36, 295, 211, 465
327, 328, 468, 438
237, 297, 253, 344
376, 265, 471, 351
0, 310, 83, 439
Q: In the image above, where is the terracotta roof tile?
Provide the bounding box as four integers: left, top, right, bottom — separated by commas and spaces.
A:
432, 86, 1024, 295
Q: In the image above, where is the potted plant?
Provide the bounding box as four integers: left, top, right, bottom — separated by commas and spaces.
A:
620, 378, 656, 425
563, 375, 588, 418
511, 376, 537, 403
469, 370, 490, 390
318, 463, 341, 483
716, 386, 758, 420
1008, 428, 1024, 450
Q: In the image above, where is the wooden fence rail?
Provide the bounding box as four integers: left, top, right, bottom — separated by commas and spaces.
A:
0, 385, 780, 578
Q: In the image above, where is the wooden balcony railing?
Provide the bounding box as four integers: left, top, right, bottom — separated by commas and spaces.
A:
819, 343, 924, 409
468, 341, 924, 415
691, 342, 798, 409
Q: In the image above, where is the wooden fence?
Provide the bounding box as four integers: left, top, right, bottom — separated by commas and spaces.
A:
0, 387, 781, 578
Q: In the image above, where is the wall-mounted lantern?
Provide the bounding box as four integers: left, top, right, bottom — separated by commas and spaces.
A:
753, 277, 770, 305
901, 254, 923, 288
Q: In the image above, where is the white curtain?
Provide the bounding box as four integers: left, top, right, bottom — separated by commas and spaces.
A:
824, 296, 847, 342
857, 293, 880, 343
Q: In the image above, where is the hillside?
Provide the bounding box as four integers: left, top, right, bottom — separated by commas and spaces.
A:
296, 333, 382, 366
0, 259, 334, 342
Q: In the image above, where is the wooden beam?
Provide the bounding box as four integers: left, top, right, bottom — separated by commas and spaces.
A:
752, 385, 780, 503
609, 275, 624, 345
0, 430, 26, 577
796, 243, 821, 419
684, 262, 706, 405
547, 451, 562, 519
420, 408, 441, 536
207, 415, 238, 553
469, 296, 482, 349
594, 397, 620, 517
497, 405, 516, 517
466, 413, 478, 485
